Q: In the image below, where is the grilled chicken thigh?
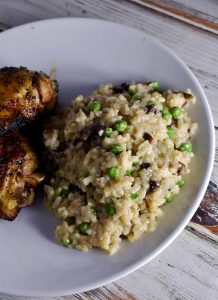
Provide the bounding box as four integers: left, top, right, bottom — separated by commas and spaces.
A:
0, 67, 58, 135
0, 131, 44, 220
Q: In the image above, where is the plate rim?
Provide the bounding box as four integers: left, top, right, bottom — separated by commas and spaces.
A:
0, 17, 215, 297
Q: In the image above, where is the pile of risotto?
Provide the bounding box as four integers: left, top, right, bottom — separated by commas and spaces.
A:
43, 81, 197, 254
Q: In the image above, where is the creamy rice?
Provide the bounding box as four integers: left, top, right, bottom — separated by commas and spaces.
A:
43, 82, 197, 254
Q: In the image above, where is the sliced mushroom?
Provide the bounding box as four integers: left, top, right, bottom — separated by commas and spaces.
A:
141, 162, 151, 169
148, 180, 160, 192
143, 133, 153, 143
177, 162, 186, 175
73, 124, 105, 146
113, 82, 129, 94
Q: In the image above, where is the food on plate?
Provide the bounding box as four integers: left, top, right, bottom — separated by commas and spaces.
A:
0, 67, 58, 135
0, 131, 44, 220
0, 66, 58, 220
43, 81, 198, 254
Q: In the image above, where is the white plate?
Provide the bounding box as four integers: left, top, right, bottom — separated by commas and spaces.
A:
0, 18, 214, 297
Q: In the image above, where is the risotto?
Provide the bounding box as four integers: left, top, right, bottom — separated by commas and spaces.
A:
43, 81, 197, 254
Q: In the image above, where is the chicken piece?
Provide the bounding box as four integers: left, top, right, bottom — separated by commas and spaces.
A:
0, 67, 58, 135
0, 131, 44, 220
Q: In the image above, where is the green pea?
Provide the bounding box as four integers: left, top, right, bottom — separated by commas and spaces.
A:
165, 195, 173, 203
114, 120, 128, 133
150, 81, 160, 91
79, 222, 90, 234
179, 141, 193, 153
132, 161, 139, 167
61, 189, 70, 198
170, 107, 182, 119
54, 170, 63, 178
61, 184, 77, 198
128, 86, 138, 96
176, 178, 185, 187
53, 186, 62, 197
110, 144, 123, 155
162, 106, 169, 114
107, 166, 120, 179
125, 169, 133, 176
54, 170, 63, 185
90, 206, 97, 215
167, 127, 174, 138
82, 171, 90, 178
147, 100, 156, 106
67, 216, 76, 226
132, 94, 141, 100
62, 238, 70, 247
102, 127, 113, 138
89, 101, 102, 111
162, 106, 171, 121
105, 202, 116, 216
130, 192, 138, 200
162, 112, 171, 121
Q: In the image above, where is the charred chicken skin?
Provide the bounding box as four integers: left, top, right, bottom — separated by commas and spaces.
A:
0, 131, 44, 220
0, 67, 58, 135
